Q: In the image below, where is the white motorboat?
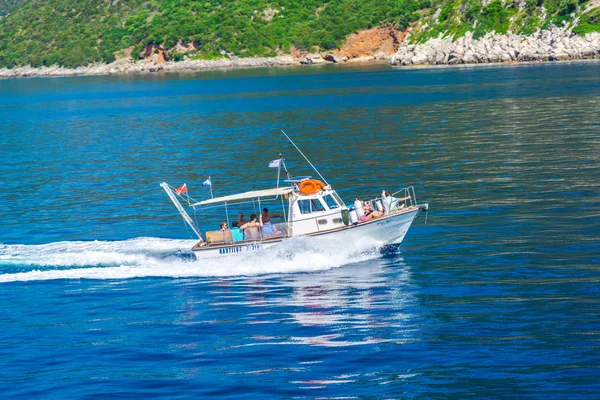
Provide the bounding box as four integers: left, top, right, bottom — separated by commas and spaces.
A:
161, 133, 428, 259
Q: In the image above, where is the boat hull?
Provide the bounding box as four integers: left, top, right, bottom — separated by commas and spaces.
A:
311, 206, 421, 246
192, 206, 424, 260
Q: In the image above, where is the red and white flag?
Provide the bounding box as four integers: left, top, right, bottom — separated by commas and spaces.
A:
175, 183, 188, 195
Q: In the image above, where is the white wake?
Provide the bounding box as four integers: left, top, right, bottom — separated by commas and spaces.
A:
0, 236, 385, 283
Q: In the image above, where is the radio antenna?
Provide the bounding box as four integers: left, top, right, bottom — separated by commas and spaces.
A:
281, 130, 329, 185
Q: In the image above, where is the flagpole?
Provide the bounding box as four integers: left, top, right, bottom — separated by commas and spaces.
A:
209, 176, 214, 199
276, 154, 282, 189
281, 159, 291, 179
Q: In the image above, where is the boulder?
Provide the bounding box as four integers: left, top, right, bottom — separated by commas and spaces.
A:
411, 53, 429, 65
299, 56, 314, 65
320, 53, 337, 63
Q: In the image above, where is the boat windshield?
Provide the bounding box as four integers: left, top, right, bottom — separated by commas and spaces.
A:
322, 194, 340, 209
298, 198, 326, 214
332, 192, 345, 207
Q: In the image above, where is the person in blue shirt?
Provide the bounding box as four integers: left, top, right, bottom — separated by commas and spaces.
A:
231, 221, 244, 243
261, 208, 282, 237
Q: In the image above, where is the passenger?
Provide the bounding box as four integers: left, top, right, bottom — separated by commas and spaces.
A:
381, 190, 392, 214
241, 213, 263, 241
231, 221, 244, 243
361, 201, 382, 222
262, 221, 281, 238
237, 213, 249, 226
261, 208, 281, 238
240, 213, 263, 229
219, 221, 228, 230
261, 208, 281, 223
381, 190, 405, 214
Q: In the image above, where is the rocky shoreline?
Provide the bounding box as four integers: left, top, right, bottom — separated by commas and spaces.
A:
2, 26, 600, 79
0, 53, 394, 79
390, 26, 600, 66
0, 55, 299, 79
0, 25, 399, 79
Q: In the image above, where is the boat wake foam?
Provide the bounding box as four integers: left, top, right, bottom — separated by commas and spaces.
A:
0, 236, 386, 283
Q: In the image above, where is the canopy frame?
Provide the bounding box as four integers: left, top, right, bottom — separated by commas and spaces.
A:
192, 187, 295, 207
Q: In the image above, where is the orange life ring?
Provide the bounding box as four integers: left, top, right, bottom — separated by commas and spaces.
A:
299, 179, 326, 195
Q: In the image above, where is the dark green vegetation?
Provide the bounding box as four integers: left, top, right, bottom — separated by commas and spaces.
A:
0, 0, 598, 68
573, 6, 600, 35
0, 0, 23, 16
0, 0, 426, 68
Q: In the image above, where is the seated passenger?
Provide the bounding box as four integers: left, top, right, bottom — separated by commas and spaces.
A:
362, 201, 382, 222
240, 213, 263, 230
261, 208, 281, 223
237, 213, 249, 227
261, 208, 281, 238
262, 222, 281, 238
381, 190, 405, 214
241, 214, 263, 241
219, 221, 228, 230
231, 221, 244, 243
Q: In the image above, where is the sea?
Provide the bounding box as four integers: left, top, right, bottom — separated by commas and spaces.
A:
1, 61, 599, 398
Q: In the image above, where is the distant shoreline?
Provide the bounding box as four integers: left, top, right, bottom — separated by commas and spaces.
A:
1, 52, 599, 80
0, 55, 393, 80
396, 57, 600, 70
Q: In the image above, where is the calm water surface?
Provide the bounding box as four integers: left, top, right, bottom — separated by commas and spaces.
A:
0, 62, 599, 398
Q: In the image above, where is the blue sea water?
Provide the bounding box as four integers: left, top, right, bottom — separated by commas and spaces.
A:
1, 62, 599, 398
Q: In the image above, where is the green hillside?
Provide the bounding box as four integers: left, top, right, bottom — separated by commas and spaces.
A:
0, 0, 598, 69
411, 0, 600, 41
0, 0, 23, 16
0, 0, 425, 68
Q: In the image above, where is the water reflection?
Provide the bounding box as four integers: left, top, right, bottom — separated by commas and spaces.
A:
195, 256, 421, 350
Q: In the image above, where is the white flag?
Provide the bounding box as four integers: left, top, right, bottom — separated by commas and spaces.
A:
202, 177, 211, 186
268, 159, 281, 168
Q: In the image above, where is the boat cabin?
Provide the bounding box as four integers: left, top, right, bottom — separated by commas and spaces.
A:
287, 188, 347, 235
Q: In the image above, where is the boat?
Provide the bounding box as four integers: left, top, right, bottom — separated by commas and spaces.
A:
161, 132, 428, 259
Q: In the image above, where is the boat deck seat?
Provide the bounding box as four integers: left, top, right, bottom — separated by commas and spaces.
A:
243, 226, 262, 241
206, 229, 233, 245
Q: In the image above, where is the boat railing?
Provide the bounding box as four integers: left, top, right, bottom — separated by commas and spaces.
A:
364, 186, 417, 214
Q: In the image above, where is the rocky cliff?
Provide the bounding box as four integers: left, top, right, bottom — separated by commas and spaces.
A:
390, 25, 600, 65
389, 0, 600, 66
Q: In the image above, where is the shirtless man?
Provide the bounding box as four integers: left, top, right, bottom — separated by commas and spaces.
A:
237, 213, 249, 227
240, 213, 263, 229
240, 213, 263, 240
261, 208, 281, 223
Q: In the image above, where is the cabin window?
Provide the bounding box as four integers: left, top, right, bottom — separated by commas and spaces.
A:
299, 200, 312, 214
323, 194, 339, 210
312, 198, 326, 212
332, 192, 345, 207
298, 198, 326, 214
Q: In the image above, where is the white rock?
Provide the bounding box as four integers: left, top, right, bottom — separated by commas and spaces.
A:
411, 53, 429, 64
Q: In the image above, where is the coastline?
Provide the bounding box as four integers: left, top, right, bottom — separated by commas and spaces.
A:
0, 54, 393, 80
394, 57, 600, 70
2, 52, 599, 81
1, 26, 599, 80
